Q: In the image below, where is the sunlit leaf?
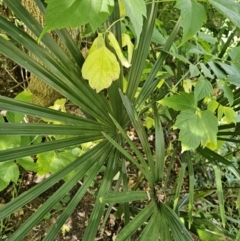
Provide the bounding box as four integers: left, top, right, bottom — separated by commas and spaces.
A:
207, 100, 219, 113
160, 92, 196, 111
36, 151, 55, 175
108, 31, 131, 68
17, 156, 36, 172
174, 110, 218, 151
0, 161, 19, 184
0, 135, 21, 150
82, 45, 120, 92
221, 106, 236, 124
122, 33, 134, 63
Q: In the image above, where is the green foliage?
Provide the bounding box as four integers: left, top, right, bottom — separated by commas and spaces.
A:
40, 0, 114, 39
0, 0, 240, 240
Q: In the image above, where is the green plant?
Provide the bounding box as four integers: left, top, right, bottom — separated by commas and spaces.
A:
0, 0, 240, 240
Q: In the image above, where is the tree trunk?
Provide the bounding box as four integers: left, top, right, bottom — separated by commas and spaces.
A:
21, 0, 80, 107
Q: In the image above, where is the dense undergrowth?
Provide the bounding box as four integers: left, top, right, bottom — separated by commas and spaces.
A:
0, 0, 240, 240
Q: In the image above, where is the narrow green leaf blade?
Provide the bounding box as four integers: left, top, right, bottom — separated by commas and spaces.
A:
0, 136, 98, 162
212, 164, 226, 227
100, 191, 148, 204
153, 104, 165, 181
115, 201, 155, 241
0, 141, 108, 220
174, 154, 188, 211
159, 92, 196, 111
119, 91, 155, 183
139, 212, 160, 241
42, 152, 107, 241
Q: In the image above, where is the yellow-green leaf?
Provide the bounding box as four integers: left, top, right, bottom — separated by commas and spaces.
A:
82, 45, 120, 92
183, 79, 192, 93
122, 33, 134, 63
222, 106, 236, 124
108, 32, 131, 68
145, 117, 155, 129
87, 34, 105, 56
207, 100, 219, 113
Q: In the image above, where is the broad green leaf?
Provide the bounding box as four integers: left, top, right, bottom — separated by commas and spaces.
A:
36, 151, 56, 175
194, 77, 213, 102
0, 161, 19, 184
174, 109, 218, 151
207, 61, 225, 79
50, 152, 76, 181
0, 135, 21, 150
145, 116, 155, 129
175, 0, 207, 44
207, 100, 219, 113
189, 64, 200, 78
201, 110, 218, 147
82, 45, 120, 92
227, 74, 240, 87
40, 0, 114, 38
87, 34, 105, 56
122, 33, 134, 63
6, 91, 32, 123
121, 0, 146, 45
159, 92, 196, 111
222, 84, 234, 106
200, 63, 214, 79
209, 0, 240, 28
222, 106, 236, 124
16, 156, 36, 172
0, 178, 8, 191
108, 31, 131, 68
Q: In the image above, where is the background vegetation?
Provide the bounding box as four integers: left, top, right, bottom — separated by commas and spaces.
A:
0, 0, 240, 240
